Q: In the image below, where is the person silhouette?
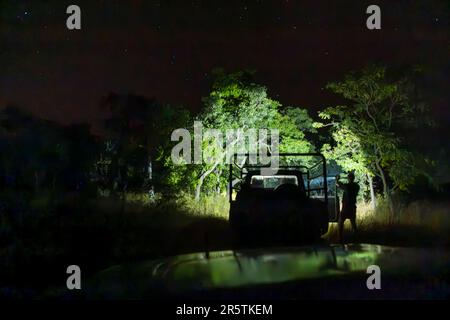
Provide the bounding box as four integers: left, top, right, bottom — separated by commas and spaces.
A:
336, 172, 360, 243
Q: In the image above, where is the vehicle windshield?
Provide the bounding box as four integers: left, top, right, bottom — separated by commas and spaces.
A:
250, 175, 298, 190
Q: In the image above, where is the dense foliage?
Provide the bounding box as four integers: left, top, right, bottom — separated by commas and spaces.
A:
0, 66, 440, 218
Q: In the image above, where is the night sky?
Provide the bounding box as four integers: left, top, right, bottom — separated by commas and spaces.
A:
1, 0, 449, 130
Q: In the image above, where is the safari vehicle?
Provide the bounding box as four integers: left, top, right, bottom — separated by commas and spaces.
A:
228, 153, 339, 245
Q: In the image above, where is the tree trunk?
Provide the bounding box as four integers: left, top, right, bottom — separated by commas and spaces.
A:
195, 139, 241, 201
195, 161, 220, 201
367, 174, 376, 210
147, 156, 154, 196
374, 158, 394, 220
216, 169, 222, 194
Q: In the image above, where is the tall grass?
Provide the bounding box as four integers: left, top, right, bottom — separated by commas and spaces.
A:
325, 198, 450, 245
118, 192, 450, 246
108, 191, 230, 218
1, 191, 449, 297
0, 192, 234, 296
177, 193, 230, 219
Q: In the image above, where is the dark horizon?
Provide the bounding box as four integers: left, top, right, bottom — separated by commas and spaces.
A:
1, 0, 449, 130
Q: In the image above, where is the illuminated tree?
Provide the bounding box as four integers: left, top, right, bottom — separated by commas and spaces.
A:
318, 66, 432, 214
275, 107, 316, 161
320, 122, 377, 208
195, 70, 315, 200
194, 70, 277, 200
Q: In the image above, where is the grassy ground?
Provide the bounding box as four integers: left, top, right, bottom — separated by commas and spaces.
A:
325, 199, 450, 246
0, 193, 449, 297
0, 194, 233, 297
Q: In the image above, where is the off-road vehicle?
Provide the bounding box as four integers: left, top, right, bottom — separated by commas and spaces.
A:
229, 153, 338, 245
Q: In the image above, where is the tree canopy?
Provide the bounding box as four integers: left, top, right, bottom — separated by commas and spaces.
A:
187, 70, 316, 199
318, 65, 433, 209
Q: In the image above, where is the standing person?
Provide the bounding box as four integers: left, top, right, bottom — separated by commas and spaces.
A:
336, 172, 359, 243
